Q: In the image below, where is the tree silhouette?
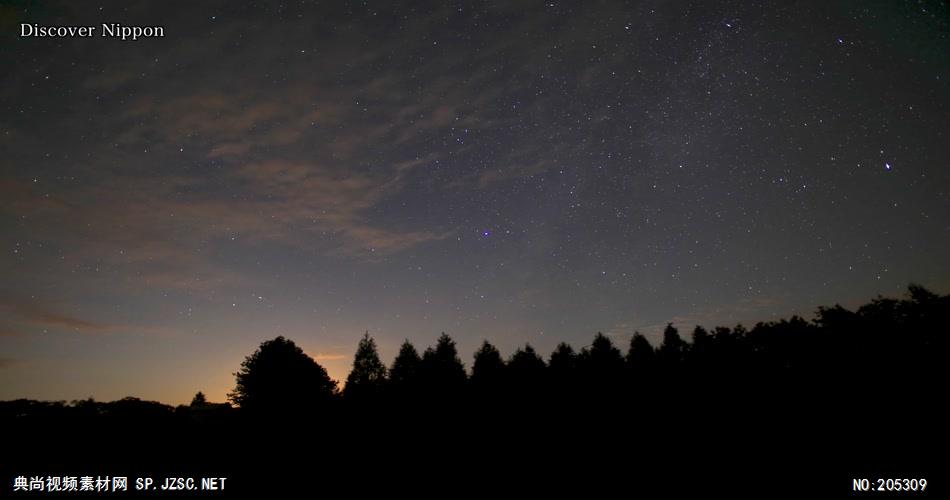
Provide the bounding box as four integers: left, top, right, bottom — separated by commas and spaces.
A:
190, 392, 207, 407
471, 340, 505, 391
7, 285, 947, 498
419, 332, 467, 397
388, 339, 421, 402
688, 326, 711, 369
507, 344, 547, 401
657, 323, 687, 368
625, 332, 656, 375
228, 336, 337, 414
508, 344, 546, 382
547, 342, 579, 401
708, 325, 741, 375
344, 332, 387, 401
549, 342, 577, 375
580, 333, 624, 380
389, 340, 421, 385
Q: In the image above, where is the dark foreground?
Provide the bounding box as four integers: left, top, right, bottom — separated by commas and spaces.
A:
3, 383, 943, 498
4, 286, 946, 496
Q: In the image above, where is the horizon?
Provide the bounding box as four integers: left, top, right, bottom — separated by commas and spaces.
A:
1, 283, 939, 406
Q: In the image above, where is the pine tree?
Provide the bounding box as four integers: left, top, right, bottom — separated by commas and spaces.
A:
581, 332, 624, 378
508, 344, 546, 381
472, 340, 505, 388
549, 342, 577, 375
658, 323, 688, 367
389, 340, 421, 387
344, 332, 387, 400
420, 332, 467, 395
190, 391, 207, 407
626, 332, 655, 373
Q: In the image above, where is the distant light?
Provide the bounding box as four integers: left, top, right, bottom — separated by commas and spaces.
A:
885, 163, 892, 170
482, 230, 490, 237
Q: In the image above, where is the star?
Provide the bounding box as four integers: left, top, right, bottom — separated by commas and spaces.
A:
3, 0, 947, 415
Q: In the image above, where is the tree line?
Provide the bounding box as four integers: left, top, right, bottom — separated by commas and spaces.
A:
4, 284, 944, 498
2, 284, 944, 420
227, 284, 947, 415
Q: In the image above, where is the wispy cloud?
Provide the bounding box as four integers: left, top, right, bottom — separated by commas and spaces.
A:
0, 295, 180, 338
0, 297, 114, 336
1, 0, 638, 303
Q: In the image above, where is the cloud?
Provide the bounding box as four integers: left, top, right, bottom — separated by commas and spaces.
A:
1, 0, 622, 301
0, 297, 114, 336
207, 142, 252, 158
231, 160, 449, 255
0, 153, 446, 297
0, 295, 181, 338
82, 68, 138, 89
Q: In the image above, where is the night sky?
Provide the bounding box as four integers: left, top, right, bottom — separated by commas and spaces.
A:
2, 1, 948, 404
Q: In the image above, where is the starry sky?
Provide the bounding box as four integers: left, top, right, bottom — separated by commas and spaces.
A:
1, 1, 948, 404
